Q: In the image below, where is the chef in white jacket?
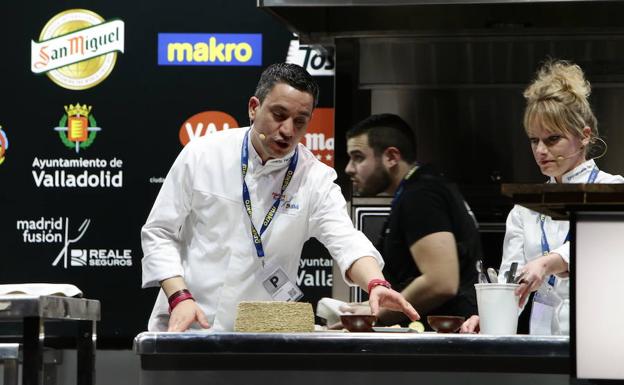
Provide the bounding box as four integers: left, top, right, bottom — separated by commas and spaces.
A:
461, 59, 623, 335
141, 63, 419, 332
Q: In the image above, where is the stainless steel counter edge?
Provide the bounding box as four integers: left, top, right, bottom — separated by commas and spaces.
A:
134, 331, 568, 356
0, 343, 20, 360
0, 295, 101, 321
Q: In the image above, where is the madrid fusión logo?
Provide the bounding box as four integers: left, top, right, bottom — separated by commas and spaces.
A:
16, 217, 132, 269
52, 218, 91, 267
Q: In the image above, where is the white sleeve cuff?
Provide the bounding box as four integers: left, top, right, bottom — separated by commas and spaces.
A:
141, 253, 185, 288
336, 249, 384, 286
552, 242, 570, 266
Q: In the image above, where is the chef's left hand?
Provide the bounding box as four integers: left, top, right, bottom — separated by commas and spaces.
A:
368, 286, 420, 321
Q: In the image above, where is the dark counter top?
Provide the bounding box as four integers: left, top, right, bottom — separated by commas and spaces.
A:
501, 183, 624, 219
134, 332, 569, 373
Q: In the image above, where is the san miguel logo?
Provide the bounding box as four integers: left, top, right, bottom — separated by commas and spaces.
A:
31, 9, 125, 90
54, 104, 101, 153
0, 126, 8, 165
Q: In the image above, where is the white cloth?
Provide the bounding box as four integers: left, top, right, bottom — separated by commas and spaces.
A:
0, 284, 82, 297
316, 297, 347, 325
141, 127, 383, 331
499, 159, 624, 334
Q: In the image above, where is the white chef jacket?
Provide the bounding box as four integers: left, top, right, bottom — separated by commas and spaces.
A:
499, 159, 624, 333
141, 127, 383, 331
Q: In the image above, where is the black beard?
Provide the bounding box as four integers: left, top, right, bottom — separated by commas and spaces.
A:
358, 163, 392, 196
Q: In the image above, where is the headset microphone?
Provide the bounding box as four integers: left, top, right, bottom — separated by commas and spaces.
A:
250, 121, 266, 141
555, 146, 584, 162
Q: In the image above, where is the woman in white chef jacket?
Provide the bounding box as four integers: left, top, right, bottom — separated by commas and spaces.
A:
461, 59, 624, 335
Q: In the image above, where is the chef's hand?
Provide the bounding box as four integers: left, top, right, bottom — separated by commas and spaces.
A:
339, 302, 371, 315
516, 252, 570, 306
515, 256, 550, 307
460, 315, 480, 334
368, 286, 420, 321
167, 300, 210, 332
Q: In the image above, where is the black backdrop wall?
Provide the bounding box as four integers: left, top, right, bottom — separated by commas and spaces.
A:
0, 0, 335, 347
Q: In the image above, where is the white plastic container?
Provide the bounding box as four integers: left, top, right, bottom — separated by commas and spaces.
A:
475, 283, 520, 335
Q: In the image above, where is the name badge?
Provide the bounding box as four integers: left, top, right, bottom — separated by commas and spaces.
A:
256, 262, 303, 302
530, 283, 562, 335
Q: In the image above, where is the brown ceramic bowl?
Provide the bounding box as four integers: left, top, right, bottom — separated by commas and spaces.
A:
427, 315, 465, 333
340, 314, 377, 332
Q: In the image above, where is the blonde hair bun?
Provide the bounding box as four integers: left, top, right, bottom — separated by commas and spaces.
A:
523, 59, 598, 143
524, 60, 591, 104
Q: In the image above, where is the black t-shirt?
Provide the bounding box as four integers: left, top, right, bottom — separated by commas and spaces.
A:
379, 164, 480, 325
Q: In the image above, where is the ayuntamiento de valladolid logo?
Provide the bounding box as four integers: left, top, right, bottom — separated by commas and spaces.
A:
31, 103, 125, 189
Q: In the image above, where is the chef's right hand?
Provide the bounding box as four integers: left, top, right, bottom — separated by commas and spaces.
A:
167, 300, 210, 332
459, 315, 480, 334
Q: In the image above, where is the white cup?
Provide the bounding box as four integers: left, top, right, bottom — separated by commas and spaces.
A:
475, 283, 520, 335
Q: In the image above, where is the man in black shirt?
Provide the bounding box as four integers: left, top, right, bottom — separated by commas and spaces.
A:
345, 113, 480, 328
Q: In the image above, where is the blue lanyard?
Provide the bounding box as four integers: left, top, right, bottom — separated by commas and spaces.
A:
391, 165, 419, 208
241, 128, 298, 265
540, 166, 598, 285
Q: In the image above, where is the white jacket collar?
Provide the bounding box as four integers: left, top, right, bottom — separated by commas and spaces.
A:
548, 159, 597, 184
247, 129, 296, 173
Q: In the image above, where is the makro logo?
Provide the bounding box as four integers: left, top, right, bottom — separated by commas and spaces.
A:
0, 126, 9, 165
158, 33, 261, 66
31, 9, 125, 90
179, 111, 239, 146
16, 217, 132, 269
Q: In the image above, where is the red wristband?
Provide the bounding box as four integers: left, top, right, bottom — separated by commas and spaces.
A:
168, 289, 194, 313
367, 278, 391, 294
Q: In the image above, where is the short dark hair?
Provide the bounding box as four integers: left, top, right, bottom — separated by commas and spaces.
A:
254, 63, 319, 108
346, 113, 417, 163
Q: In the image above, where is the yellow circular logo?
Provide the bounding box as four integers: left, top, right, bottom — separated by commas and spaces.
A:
35, 9, 122, 90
